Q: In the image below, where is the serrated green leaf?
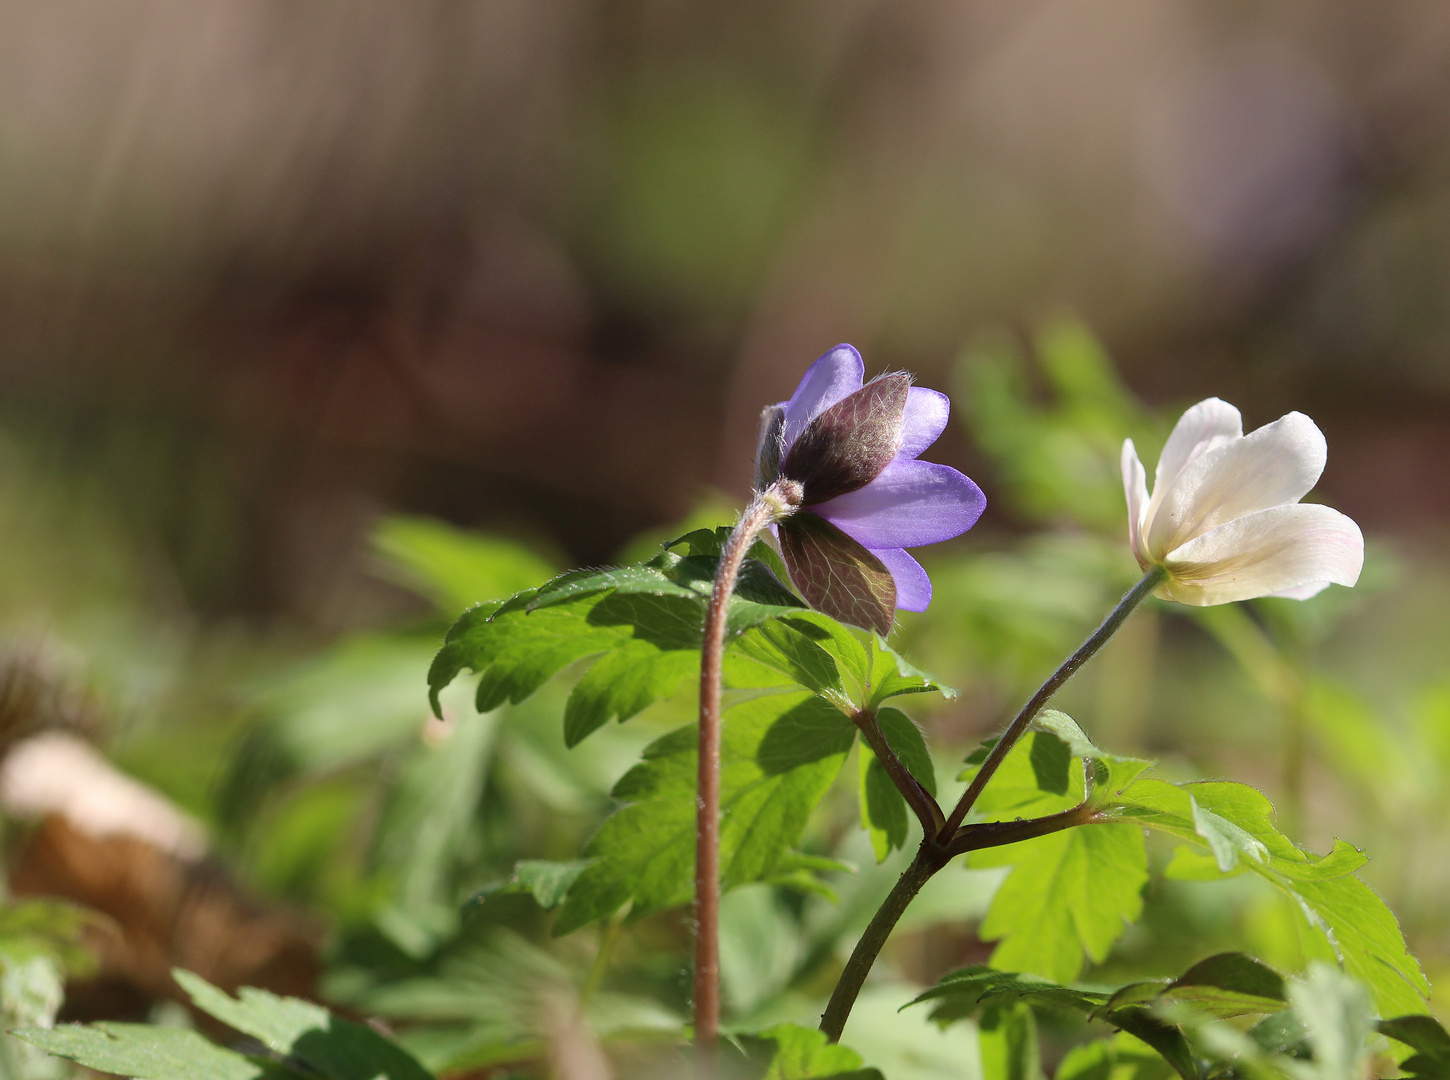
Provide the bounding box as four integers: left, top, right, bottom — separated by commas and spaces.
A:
1098, 778, 1426, 1017
175, 970, 433, 1080
1289, 874, 1431, 1019
858, 707, 938, 860
865, 634, 957, 707
472, 860, 589, 910
554, 692, 855, 933
563, 641, 701, 746
734, 617, 848, 706
909, 967, 1111, 1019
972, 821, 1148, 983
963, 730, 1082, 819
13, 1023, 268, 1080
908, 966, 1192, 1080
428, 545, 812, 741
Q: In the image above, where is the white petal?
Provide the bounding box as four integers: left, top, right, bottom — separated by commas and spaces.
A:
1121, 438, 1150, 567
1153, 397, 1243, 495
1161, 503, 1363, 606
1268, 581, 1331, 601
1146, 411, 1327, 559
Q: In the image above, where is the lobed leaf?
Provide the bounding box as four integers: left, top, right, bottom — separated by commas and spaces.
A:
1098, 777, 1427, 1017
470, 859, 589, 911
175, 970, 434, 1080
910, 952, 1299, 1080
554, 692, 855, 933
971, 820, 1148, 984
13, 1023, 271, 1080
429, 537, 953, 744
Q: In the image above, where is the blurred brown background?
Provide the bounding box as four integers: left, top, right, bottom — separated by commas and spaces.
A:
1, 0, 1447, 629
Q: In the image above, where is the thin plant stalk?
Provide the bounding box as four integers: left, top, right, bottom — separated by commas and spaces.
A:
818, 797, 1093, 1042
939, 565, 1166, 837
819, 565, 1166, 1042
695, 480, 800, 1076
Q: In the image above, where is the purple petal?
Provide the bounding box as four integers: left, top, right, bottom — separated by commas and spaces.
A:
782, 344, 865, 453
896, 387, 950, 461
874, 547, 932, 611
814, 460, 985, 549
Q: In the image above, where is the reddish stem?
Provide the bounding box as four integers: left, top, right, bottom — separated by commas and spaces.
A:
695, 482, 798, 1077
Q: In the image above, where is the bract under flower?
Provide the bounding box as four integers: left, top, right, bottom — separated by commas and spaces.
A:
756, 345, 986, 634
1121, 397, 1363, 606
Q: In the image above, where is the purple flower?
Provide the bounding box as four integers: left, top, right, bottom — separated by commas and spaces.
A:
756, 344, 986, 634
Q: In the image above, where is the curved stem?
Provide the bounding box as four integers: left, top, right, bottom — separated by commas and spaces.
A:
938, 565, 1165, 840
819, 567, 1165, 1044
854, 709, 945, 836
695, 482, 798, 1076
819, 844, 944, 1043
819, 798, 1096, 1043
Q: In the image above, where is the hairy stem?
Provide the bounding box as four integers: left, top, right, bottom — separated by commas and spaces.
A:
939, 565, 1165, 840
695, 481, 799, 1076
854, 708, 944, 836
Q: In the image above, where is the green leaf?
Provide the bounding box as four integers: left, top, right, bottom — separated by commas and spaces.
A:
1054, 1033, 1176, 1080
427, 545, 809, 742
471, 859, 590, 910
743, 1023, 883, 1079
1098, 778, 1427, 1017
13, 1023, 269, 1080
1161, 952, 1286, 1018
174, 970, 434, 1080
859, 707, 937, 860
554, 692, 855, 933
864, 633, 957, 707
1381, 1015, 1450, 1079
909, 967, 1111, 1020
977, 1003, 1044, 1080
734, 616, 850, 707
958, 724, 1148, 981
907, 965, 1197, 1080
972, 820, 1148, 983
763, 852, 856, 903
428, 535, 953, 745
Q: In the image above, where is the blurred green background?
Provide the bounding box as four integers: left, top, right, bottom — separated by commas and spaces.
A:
0, 3, 1447, 1077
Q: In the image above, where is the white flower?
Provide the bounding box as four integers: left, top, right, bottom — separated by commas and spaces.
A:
1121, 398, 1364, 606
